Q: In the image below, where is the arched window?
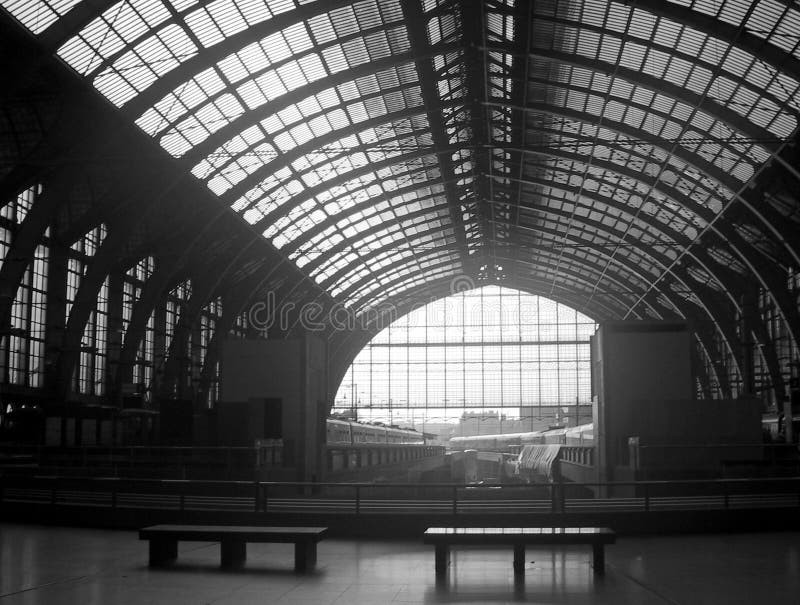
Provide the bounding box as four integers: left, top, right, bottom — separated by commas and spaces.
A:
0, 185, 49, 388
66, 224, 106, 322
198, 297, 222, 407
123, 257, 155, 400
165, 279, 191, 354
334, 286, 596, 430
160, 279, 192, 398
67, 224, 108, 395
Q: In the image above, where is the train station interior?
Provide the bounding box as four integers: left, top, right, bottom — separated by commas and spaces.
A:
1, 0, 800, 603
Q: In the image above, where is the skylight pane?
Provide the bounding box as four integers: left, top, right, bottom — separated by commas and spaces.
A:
1, 0, 83, 34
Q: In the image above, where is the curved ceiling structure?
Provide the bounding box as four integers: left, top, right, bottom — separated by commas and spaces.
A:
2, 0, 800, 402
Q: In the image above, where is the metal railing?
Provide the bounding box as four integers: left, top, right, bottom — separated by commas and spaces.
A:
0, 443, 446, 478
0, 444, 278, 477
1, 475, 798, 516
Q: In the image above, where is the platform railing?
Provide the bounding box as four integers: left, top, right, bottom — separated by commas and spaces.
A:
1, 475, 798, 516
0, 443, 446, 479
0, 444, 279, 478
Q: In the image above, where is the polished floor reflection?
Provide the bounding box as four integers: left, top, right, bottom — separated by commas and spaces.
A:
0, 524, 797, 604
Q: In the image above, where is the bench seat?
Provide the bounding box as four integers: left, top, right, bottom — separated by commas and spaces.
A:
423, 527, 615, 576
139, 525, 327, 571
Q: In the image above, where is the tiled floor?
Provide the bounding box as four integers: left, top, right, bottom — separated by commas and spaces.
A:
0, 523, 797, 604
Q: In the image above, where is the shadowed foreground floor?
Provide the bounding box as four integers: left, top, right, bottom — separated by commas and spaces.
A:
0, 523, 797, 604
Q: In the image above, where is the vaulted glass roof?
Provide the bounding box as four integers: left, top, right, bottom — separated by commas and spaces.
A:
3, 0, 799, 319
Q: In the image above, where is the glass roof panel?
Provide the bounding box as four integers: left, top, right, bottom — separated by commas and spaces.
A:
250, 125, 434, 242
296, 186, 447, 270
668, 0, 800, 60
0, 0, 82, 34
145, 20, 409, 154
532, 0, 799, 140
52, 0, 319, 81
262, 153, 441, 250
347, 257, 461, 310
522, 127, 729, 214
5, 0, 800, 311
320, 213, 454, 288
208, 77, 421, 198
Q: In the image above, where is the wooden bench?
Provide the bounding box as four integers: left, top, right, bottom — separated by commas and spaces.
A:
423, 527, 616, 576
139, 525, 327, 571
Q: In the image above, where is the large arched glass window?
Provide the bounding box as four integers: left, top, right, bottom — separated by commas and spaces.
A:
0, 184, 49, 389
67, 224, 108, 396
334, 286, 597, 428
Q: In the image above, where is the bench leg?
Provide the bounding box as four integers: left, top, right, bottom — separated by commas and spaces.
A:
294, 540, 317, 572
513, 544, 526, 575
149, 539, 177, 567
220, 540, 246, 568
434, 545, 449, 577
592, 544, 605, 575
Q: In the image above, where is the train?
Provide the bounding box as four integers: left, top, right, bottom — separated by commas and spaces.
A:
326, 418, 425, 445
448, 423, 594, 453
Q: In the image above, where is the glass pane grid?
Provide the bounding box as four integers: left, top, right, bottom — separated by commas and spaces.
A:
192, 76, 423, 194
329, 222, 454, 285
348, 254, 459, 301
532, 72, 763, 184
308, 202, 451, 280
298, 193, 446, 271
139, 6, 410, 155
5, 0, 800, 318
335, 286, 596, 423
533, 0, 798, 137
1, 0, 82, 34
351, 262, 462, 313
261, 149, 440, 250
329, 228, 456, 295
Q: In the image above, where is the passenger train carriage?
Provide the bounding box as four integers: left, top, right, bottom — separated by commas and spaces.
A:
448, 423, 594, 453
326, 418, 424, 445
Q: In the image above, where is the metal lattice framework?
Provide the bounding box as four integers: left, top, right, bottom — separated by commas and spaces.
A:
2, 0, 800, 406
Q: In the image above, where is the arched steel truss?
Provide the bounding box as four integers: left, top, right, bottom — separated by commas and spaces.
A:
1, 0, 800, 408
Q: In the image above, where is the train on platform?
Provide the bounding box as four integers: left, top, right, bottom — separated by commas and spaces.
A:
326, 418, 424, 445
448, 423, 594, 453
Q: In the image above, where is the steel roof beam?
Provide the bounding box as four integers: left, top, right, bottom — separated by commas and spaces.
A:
250, 146, 455, 233
344, 251, 632, 324
400, 0, 469, 262
325, 173, 709, 308
491, 141, 797, 302
314, 206, 454, 287
496, 102, 800, 269
341, 204, 698, 319
326, 243, 461, 307
501, 173, 755, 296
608, 0, 800, 85
218, 104, 450, 216
99, 0, 359, 115
183, 79, 433, 166
509, 0, 533, 230
461, 0, 495, 263
38, 0, 354, 52
507, 220, 743, 370
300, 235, 643, 345
286, 180, 450, 270
486, 2, 800, 98
500, 144, 800, 351
487, 45, 783, 152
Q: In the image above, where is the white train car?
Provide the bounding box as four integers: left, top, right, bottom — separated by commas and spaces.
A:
448, 423, 594, 452
326, 418, 424, 445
